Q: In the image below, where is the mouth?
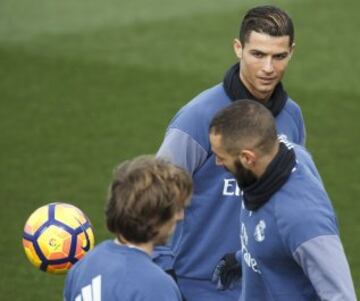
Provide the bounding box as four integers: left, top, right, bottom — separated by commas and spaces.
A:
258, 76, 276, 81
257, 76, 277, 85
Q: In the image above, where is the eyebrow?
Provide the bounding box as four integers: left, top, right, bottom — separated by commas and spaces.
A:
250, 49, 289, 55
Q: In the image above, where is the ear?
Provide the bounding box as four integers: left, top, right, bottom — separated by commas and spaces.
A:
233, 38, 243, 60
239, 150, 257, 169
288, 42, 295, 59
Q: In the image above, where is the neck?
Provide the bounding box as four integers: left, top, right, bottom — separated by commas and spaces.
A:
253, 142, 280, 178
239, 70, 272, 102
115, 235, 154, 256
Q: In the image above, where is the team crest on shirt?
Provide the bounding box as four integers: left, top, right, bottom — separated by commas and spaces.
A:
254, 220, 266, 242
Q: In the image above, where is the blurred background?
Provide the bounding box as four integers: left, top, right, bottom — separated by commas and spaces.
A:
0, 0, 359, 299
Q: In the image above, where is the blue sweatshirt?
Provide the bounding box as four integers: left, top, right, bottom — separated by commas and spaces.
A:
156, 83, 306, 300
64, 240, 182, 301
237, 144, 356, 301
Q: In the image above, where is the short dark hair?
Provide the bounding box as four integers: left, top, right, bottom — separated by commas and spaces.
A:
240, 5, 294, 46
105, 156, 192, 243
209, 100, 278, 155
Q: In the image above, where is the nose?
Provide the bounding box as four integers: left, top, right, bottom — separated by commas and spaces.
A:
262, 58, 274, 74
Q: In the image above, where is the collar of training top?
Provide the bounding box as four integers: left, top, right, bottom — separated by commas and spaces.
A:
223, 63, 288, 117
242, 142, 296, 211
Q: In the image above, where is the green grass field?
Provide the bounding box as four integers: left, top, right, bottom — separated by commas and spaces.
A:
1, 0, 359, 299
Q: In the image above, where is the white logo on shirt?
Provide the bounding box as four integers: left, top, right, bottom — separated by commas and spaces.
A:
75, 275, 101, 301
278, 134, 294, 150
222, 178, 241, 196
241, 223, 261, 274
254, 220, 266, 242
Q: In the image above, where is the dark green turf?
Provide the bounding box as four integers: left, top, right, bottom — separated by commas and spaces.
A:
1, 0, 359, 299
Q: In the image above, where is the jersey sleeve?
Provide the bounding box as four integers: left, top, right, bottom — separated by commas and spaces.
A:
293, 235, 357, 301
157, 128, 208, 175
155, 129, 208, 271
276, 174, 339, 254
285, 97, 307, 146
297, 107, 306, 146
63, 270, 73, 301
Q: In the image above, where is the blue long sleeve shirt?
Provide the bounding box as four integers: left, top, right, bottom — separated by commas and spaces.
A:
155, 83, 306, 301
237, 145, 356, 301
64, 240, 182, 301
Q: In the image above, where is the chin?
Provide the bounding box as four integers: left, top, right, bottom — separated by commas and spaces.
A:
257, 85, 276, 94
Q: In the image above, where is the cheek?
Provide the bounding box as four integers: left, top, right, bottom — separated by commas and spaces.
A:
241, 53, 257, 66
274, 61, 289, 74
243, 58, 261, 73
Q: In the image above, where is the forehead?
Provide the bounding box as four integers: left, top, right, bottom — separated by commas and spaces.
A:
244, 31, 291, 53
210, 133, 228, 155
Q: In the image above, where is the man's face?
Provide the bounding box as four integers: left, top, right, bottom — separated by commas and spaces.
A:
234, 31, 294, 100
210, 132, 257, 189
210, 132, 238, 174
153, 209, 184, 246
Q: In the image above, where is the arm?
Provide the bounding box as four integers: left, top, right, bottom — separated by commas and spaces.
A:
293, 235, 357, 301
298, 108, 306, 147
157, 128, 208, 174
63, 271, 72, 301
154, 128, 208, 271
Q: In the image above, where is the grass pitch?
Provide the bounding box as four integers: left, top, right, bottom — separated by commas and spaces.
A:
0, 0, 359, 299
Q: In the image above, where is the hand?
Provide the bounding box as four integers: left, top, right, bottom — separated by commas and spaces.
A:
212, 252, 242, 290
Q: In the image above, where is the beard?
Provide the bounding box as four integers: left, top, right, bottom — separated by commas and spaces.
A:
233, 159, 258, 189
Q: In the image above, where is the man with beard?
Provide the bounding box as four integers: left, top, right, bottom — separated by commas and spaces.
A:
64, 156, 192, 301
155, 5, 305, 301
210, 100, 356, 301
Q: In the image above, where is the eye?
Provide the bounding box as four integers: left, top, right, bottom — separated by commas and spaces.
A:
252, 52, 264, 58
274, 53, 288, 60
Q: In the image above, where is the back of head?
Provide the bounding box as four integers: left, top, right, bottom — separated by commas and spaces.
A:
105, 156, 192, 244
240, 5, 294, 46
209, 100, 277, 155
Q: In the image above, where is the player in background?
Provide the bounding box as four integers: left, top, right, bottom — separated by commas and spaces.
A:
155, 5, 305, 300
210, 100, 356, 300
64, 156, 192, 301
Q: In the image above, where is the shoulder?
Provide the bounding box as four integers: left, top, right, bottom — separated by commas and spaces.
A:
272, 161, 338, 252
283, 96, 302, 114
293, 144, 314, 165
69, 240, 120, 279
162, 83, 231, 153
64, 241, 113, 298
275, 151, 331, 215
279, 96, 304, 123
169, 83, 231, 128
118, 259, 181, 300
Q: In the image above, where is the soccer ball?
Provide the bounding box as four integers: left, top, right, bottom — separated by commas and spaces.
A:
22, 202, 95, 274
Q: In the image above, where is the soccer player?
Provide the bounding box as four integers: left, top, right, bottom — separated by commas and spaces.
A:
64, 156, 192, 301
210, 100, 357, 300
155, 5, 305, 300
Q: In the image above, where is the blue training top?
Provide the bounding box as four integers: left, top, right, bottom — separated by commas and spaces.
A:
64, 240, 182, 301
155, 83, 306, 301
237, 144, 356, 301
